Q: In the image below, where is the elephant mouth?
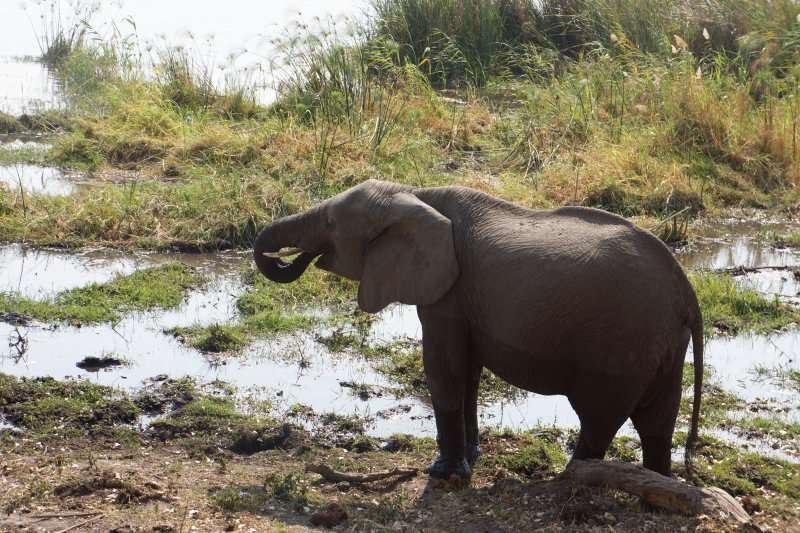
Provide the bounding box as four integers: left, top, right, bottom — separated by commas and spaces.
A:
314, 249, 334, 270
261, 248, 305, 259
262, 246, 330, 269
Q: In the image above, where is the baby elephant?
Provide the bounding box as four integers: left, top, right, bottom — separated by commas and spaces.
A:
253, 179, 703, 480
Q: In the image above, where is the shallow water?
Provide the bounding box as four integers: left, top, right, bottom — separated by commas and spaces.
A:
1, 220, 799, 454
0, 244, 245, 296
676, 219, 800, 270
0, 164, 83, 196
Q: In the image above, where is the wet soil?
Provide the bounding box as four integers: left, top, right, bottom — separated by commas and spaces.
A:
1, 411, 797, 532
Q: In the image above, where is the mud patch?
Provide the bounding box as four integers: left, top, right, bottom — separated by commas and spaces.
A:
76, 355, 124, 371
53, 469, 168, 504
0, 311, 38, 327
231, 423, 293, 454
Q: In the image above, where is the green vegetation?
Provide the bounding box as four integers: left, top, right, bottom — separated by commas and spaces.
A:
264, 473, 310, 513
210, 474, 310, 515
210, 485, 272, 513
0, 264, 202, 324
694, 436, 800, 499
0, 140, 49, 166
2, 0, 800, 252
34, 0, 94, 67
767, 230, 800, 248
729, 415, 800, 441
372, 0, 800, 87
0, 373, 138, 439
689, 271, 800, 335
338, 337, 527, 403
497, 432, 568, 478
680, 363, 745, 425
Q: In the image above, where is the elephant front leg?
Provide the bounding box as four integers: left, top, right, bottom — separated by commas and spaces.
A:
464, 363, 482, 466
424, 403, 470, 480
420, 315, 471, 480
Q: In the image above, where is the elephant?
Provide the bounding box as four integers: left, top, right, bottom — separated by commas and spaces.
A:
253, 179, 703, 480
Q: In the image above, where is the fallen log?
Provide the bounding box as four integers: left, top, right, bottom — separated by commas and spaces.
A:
554, 460, 758, 530
305, 463, 417, 483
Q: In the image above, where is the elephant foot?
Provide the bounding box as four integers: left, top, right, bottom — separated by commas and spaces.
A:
423, 456, 471, 481
466, 444, 483, 466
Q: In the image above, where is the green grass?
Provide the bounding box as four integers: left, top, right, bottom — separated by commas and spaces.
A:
2, 0, 797, 252
689, 271, 800, 335
497, 432, 569, 478
693, 436, 800, 499
371, 0, 800, 87
0, 264, 202, 324
0, 373, 139, 439
0, 141, 50, 166
356, 339, 526, 403
730, 415, 800, 441
766, 230, 800, 248
0, 0, 796, 290
35, 0, 94, 67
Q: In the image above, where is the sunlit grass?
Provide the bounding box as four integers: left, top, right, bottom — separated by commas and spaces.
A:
0, 264, 202, 324
0, 0, 795, 254
689, 271, 800, 335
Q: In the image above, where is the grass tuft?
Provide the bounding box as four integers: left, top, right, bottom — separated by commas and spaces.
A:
689, 271, 800, 335
0, 264, 203, 324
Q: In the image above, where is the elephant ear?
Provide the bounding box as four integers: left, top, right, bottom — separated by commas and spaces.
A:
358, 193, 459, 313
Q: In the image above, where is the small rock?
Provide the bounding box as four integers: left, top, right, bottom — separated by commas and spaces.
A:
740, 494, 761, 513
309, 503, 348, 527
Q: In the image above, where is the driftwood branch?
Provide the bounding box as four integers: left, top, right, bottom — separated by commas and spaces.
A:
31, 512, 103, 520
305, 463, 418, 483
697, 265, 799, 276
555, 460, 757, 529
54, 514, 103, 533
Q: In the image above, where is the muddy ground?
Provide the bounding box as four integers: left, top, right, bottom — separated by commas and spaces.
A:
1, 376, 798, 533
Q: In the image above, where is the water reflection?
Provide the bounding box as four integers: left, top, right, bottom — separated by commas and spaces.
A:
676, 219, 800, 270
0, 164, 79, 195
0, 244, 246, 296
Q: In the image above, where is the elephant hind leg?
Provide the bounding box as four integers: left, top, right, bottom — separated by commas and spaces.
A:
631, 332, 689, 477
630, 391, 682, 477
630, 363, 685, 477
569, 413, 628, 466
568, 385, 634, 466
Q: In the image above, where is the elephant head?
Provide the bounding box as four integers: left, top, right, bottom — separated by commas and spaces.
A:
253, 179, 460, 313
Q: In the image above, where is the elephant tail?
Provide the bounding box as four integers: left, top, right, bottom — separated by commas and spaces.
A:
684, 305, 704, 481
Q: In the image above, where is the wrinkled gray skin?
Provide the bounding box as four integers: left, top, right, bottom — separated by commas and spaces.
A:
254, 179, 703, 480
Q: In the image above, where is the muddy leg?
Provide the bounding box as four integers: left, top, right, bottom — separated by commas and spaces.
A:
424, 404, 470, 479
419, 313, 471, 480
464, 363, 482, 466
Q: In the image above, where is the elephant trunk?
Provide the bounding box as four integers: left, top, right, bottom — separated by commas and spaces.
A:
253, 211, 319, 284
